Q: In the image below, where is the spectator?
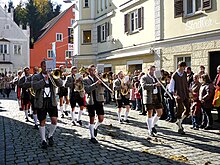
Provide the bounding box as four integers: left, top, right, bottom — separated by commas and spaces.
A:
199, 74, 215, 130
213, 65, 220, 122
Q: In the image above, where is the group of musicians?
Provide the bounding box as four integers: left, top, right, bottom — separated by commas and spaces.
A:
14, 60, 220, 149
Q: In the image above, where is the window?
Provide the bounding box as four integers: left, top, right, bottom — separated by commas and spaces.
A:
97, 0, 101, 12
124, 7, 144, 34
83, 30, 91, 44
65, 50, 73, 59
106, 0, 109, 8
56, 33, 63, 42
5, 24, 10, 30
176, 56, 191, 68
97, 22, 110, 43
14, 44, 22, 55
71, 19, 75, 26
47, 50, 53, 58
186, 0, 202, 15
84, 0, 89, 8
174, 0, 212, 18
0, 44, 9, 54
101, 0, 105, 10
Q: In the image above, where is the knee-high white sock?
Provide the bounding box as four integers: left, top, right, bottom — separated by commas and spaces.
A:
117, 112, 121, 121
147, 118, 153, 134
94, 121, 102, 129
39, 126, 46, 141
33, 114, 38, 125
18, 100, 21, 108
25, 110, 28, 118
152, 115, 160, 127
89, 124, 95, 138
29, 107, 33, 115
64, 103, 68, 111
124, 111, 129, 120
71, 111, 75, 121
60, 106, 64, 114
180, 115, 187, 124
48, 124, 57, 138
78, 110, 83, 121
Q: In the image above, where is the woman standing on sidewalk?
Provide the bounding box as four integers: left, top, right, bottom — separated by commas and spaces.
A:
199, 74, 215, 130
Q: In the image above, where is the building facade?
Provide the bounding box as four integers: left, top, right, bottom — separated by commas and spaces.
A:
74, 0, 220, 79
30, 4, 75, 72
0, 6, 30, 74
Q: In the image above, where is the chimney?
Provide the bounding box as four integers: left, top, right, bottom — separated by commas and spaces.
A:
10, 7, 14, 20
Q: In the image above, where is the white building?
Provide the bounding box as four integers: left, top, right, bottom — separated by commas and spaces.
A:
0, 6, 30, 74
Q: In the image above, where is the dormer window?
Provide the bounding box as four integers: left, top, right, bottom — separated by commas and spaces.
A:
84, 0, 89, 8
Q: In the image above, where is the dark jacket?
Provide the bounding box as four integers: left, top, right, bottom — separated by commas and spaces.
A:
199, 83, 215, 109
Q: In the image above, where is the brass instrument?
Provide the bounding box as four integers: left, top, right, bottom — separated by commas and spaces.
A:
95, 74, 113, 93
74, 73, 84, 93
48, 69, 62, 88
29, 87, 36, 97
121, 76, 130, 96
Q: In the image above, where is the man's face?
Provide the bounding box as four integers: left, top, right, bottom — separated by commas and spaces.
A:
25, 69, 30, 75
148, 67, 155, 76
119, 72, 124, 79
41, 63, 46, 73
89, 67, 96, 76
71, 68, 77, 75
60, 66, 65, 72
34, 67, 39, 73
193, 76, 198, 82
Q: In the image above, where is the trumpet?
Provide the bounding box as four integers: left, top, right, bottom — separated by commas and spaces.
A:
29, 88, 36, 97
95, 74, 113, 93
121, 76, 130, 96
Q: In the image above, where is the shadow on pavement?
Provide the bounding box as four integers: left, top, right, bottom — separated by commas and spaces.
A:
0, 115, 189, 165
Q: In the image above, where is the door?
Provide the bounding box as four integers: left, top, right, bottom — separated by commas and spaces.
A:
209, 51, 220, 81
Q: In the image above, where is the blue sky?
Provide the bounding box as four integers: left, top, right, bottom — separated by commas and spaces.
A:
0, 0, 73, 11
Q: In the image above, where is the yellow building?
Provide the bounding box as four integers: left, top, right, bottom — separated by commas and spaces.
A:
161, 0, 220, 80
73, 0, 162, 74
73, 0, 220, 80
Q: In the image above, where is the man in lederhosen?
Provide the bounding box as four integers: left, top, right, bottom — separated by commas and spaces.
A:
113, 71, 131, 123
58, 65, 69, 118
140, 65, 163, 137
33, 61, 63, 149
65, 66, 84, 126
83, 64, 105, 144
18, 67, 32, 122
29, 66, 39, 129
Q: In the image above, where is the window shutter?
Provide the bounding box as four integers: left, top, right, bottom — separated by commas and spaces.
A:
105, 22, 109, 39
138, 7, 144, 30
203, 0, 212, 10
97, 25, 101, 43
174, 0, 183, 18
124, 14, 130, 33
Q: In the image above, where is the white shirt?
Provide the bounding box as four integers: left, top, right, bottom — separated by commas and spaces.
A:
147, 74, 158, 94
42, 73, 51, 97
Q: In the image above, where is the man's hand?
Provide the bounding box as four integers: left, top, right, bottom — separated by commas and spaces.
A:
154, 82, 161, 87
96, 80, 102, 85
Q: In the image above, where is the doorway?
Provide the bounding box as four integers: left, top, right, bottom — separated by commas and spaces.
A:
209, 51, 220, 81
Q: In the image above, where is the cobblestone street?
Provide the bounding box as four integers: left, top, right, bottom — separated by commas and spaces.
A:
0, 92, 220, 165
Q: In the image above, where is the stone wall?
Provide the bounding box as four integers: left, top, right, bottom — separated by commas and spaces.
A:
161, 39, 220, 73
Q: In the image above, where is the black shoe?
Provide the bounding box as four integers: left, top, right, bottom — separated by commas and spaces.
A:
77, 120, 82, 126
149, 131, 156, 137
30, 114, 33, 119
204, 126, 212, 130
90, 138, 98, 144
47, 136, 54, 146
199, 125, 205, 129
214, 119, 220, 123
19, 108, 23, 111
64, 111, 68, 116
94, 129, 98, 137
41, 140, 47, 149
119, 119, 123, 123
178, 129, 185, 135
124, 119, 129, 123
72, 121, 76, 126
165, 117, 170, 121
25, 117, 29, 122
61, 114, 64, 118
169, 118, 176, 123
152, 127, 157, 134
33, 125, 39, 129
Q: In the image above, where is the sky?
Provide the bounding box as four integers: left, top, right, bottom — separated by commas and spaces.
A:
0, 0, 73, 11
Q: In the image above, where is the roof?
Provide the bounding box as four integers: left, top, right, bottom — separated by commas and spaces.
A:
0, 38, 10, 42
36, 5, 74, 42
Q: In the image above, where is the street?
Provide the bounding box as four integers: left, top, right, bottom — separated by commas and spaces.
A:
0, 92, 220, 165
